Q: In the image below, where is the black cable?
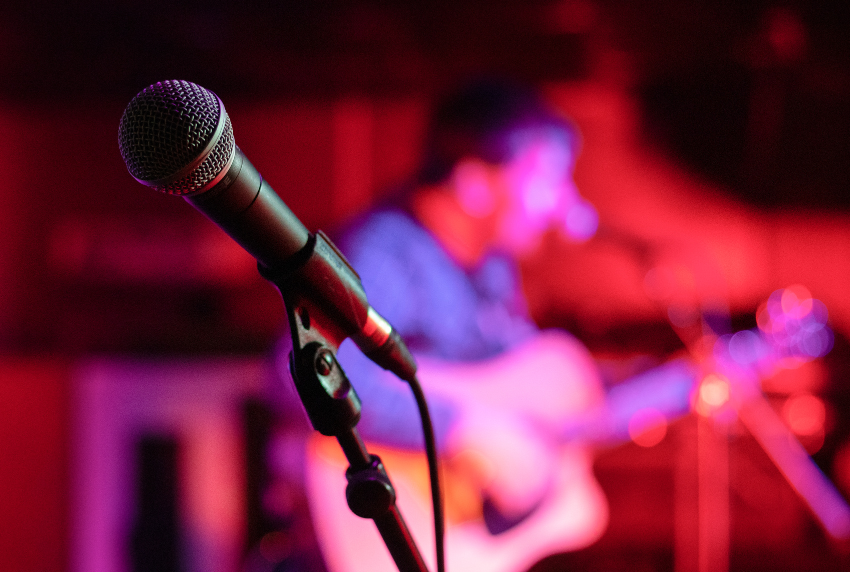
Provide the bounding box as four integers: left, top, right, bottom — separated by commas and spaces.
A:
406, 374, 446, 572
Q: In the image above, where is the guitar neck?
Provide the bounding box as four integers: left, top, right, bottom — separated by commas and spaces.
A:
560, 357, 697, 447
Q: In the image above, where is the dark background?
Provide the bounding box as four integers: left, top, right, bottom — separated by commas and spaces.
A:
4, 0, 850, 202
1, 0, 849, 355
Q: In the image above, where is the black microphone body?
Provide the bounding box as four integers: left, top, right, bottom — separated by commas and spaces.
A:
118, 80, 416, 381
188, 147, 310, 269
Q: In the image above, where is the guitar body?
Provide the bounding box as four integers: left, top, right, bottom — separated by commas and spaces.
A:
306, 436, 608, 572
305, 331, 611, 572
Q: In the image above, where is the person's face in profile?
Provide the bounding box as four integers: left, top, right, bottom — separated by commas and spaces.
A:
494, 133, 596, 256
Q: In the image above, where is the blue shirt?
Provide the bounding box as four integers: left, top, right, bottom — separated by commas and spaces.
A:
334, 207, 537, 450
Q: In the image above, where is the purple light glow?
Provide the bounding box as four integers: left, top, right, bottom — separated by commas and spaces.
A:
563, 200, 598, 241
755, 286, 834, 360
726, 329, 767, 367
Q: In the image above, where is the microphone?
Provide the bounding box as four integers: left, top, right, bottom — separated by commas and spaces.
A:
118, 79, 416, 381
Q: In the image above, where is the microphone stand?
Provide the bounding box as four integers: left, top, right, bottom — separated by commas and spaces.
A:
260, 236, 430, 572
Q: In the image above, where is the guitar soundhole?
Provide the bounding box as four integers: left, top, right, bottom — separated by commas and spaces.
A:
482, 494, 544, 535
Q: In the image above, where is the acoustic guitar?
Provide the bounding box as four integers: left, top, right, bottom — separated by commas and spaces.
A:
304, 289, 836, 572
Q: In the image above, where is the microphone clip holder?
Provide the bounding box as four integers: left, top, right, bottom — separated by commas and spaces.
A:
261, 238, 430, 572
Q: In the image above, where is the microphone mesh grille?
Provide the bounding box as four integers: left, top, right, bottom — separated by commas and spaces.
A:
118, 80, 235, 195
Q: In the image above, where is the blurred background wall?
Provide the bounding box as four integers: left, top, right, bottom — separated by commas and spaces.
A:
1, 1, 850, 571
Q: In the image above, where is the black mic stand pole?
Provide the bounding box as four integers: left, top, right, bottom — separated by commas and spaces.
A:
260, 236, 430, 572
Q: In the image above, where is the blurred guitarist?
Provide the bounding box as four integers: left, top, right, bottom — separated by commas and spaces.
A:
267, 79, 694, 572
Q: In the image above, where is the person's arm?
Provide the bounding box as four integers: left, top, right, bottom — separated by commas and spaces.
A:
342, 327, 605, 518
418, 329, 604, 517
